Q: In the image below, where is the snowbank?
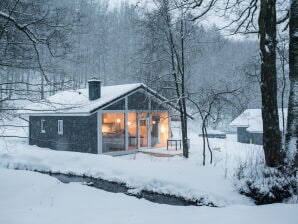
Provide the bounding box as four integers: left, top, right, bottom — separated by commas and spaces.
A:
0, 168, 297, 224
0, 137, 251, 207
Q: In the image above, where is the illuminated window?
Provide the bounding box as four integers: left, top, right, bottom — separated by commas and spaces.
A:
151, 112, 169, 147
128, 113, 137, 150
102, 113, 125, 153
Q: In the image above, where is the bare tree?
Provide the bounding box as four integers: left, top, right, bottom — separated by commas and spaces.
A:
148, 0, 219, 158
0, 0, 76, 126
188, 86, 243, 165
220, 0, 286, 167
0, 0, 73, 78
276, 34, 289, 139
139, 0, 192, 157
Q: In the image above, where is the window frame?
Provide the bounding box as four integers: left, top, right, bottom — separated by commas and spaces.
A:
58, 120, 63, 135
40, 119, 46, 133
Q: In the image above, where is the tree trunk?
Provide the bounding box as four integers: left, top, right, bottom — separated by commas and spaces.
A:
26, 71, 30, 94
41, 74, 44, 100
285, 0, 298, 166
0, 82, 2, 111
202, 126, 206, 165
258, 0, 284, 167
164, 1, 189, 158
180, 19, 189, 158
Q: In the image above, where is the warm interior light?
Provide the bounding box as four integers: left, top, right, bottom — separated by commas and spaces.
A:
127, 121, 131, 126
161, 125, 165, 133
152, 121, 156, 124
102, 124, 110, 133
116, 118, 121, 123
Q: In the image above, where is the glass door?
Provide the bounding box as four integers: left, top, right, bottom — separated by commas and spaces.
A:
138, 118, 149, 148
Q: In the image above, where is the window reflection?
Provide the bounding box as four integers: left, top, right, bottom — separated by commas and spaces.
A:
102, 113, 125, 152
128, 113, 137, 150
151, 112, 169, 147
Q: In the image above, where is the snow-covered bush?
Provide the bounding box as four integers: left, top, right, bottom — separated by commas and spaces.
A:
234, 150, 297, 204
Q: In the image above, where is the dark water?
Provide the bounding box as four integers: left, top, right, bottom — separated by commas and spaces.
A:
43, 172, 215, 207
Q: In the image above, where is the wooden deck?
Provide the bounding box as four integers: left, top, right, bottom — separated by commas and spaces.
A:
140, 151, 183, 157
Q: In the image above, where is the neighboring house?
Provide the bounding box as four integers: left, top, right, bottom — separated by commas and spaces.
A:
230, 109, 287, 145
20, 79, 189, 156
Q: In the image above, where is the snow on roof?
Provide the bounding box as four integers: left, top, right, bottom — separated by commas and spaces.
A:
230, 109, 261, 127
230, 108, 287, 133
19, 83, 143, 114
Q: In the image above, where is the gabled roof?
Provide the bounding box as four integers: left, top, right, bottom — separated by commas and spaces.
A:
230, 108, 287, 133
19, 83, 141, 114
19, 83, 193, 118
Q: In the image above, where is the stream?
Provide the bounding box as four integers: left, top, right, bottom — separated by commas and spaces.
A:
39, 171, 216, 207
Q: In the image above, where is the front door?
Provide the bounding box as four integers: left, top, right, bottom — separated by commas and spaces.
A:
138, 118, 149, 148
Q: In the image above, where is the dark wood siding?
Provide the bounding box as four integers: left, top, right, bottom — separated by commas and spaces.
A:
237, 127, 250, 143
237, 127, 263, 145
250, 133, 263, 145
29, 114, 97, 154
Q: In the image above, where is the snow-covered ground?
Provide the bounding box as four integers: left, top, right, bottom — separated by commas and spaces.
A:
0, 129, 262, 207
0, 168, 297, 224
0, 119, 297, 223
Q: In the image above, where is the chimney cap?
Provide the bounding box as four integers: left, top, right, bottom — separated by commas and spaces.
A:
88, 77, 101, 83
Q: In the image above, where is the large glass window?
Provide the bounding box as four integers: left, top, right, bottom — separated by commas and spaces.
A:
139, 118, 149, 148
138, 112, 148, 118
128, 91, 149, 110
127, 113, 137, 150
103, 99, 125, 110
151, 116, 160, 147
151, 100, 168, 110
151, 112, 169, 147
102, 113, 125, 153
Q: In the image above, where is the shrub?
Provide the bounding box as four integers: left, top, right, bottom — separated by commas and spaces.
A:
234, 151, 297, 205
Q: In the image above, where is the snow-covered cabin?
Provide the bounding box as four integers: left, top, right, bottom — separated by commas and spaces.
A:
230, 109, 287, 145
20, 79, 187, 156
